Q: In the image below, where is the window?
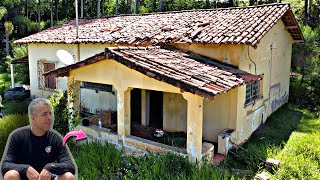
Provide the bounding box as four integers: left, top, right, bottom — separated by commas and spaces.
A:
44, 63, 56, 89
245, 80, 261, 105
38, 60, 56, 90
82, 82, 113, 92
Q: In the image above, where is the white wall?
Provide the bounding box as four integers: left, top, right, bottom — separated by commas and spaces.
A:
80, 88, 117, 113
28, 44, 77, 98
28, 43, 116, 113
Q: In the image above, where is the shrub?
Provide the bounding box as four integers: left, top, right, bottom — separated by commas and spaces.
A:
48, 90, 69, 136
0, 114, 29, 158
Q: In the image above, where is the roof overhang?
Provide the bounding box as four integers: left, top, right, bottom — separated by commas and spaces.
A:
281, 8, 304, 43
45, 46, 261, 99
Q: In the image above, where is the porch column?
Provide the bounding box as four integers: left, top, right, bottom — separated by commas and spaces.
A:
141, 89, 147, 126
146, 90, 150, 126
115, 86, 132, 141
182, 92, 204, 163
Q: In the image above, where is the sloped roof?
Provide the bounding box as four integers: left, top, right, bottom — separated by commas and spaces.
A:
45, 46, 261, 99
15, 3, 303, 48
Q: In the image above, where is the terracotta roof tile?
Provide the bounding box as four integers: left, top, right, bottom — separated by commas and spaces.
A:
15, 3, 303, 47
45, 46, 261, 99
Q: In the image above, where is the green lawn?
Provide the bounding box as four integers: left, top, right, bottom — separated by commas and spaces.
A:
270, 108, 320, 179
223, 104, 320, 179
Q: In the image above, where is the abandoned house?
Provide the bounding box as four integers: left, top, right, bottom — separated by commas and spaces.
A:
15, 3, 303, 162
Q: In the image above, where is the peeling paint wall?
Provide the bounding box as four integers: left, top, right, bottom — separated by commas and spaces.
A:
203, 88, 237, 142
233, 20, 294, 144
80, 88, 117, 113
163, 92, 187, 133
28, 43, 117, 112
162, 90, 237, 143
28, 44, 77, 98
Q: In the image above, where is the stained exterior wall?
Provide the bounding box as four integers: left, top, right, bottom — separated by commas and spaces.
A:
232, 20, 294, 144
163, 92, 187, 133
80, 88, 117, 113
162, 90, 237, 143
203, 89, 237, 142
28, 19, 294, 146
28, 43, 76, 98
28, 43, 115, 111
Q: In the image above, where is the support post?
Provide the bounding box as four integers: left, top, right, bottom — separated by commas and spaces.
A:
115, 86, 132, 144
141, 89, 147, 126
182, 92, 204, 162
10, 64, 14, 88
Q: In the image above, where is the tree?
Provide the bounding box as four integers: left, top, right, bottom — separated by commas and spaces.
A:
128, 0, 132, 14
116, 0, 118, 14
305, 0, 309, 24
38, 0, 41, 31
134, 0, 138, 14
159, 0, 163, 11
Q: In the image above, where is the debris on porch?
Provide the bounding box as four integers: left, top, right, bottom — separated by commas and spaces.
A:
131, 122, 187, 148
81, 110, 117, 132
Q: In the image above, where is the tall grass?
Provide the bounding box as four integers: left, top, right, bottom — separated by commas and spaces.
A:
0, 114, 29, 157
271, 111, 320, 179
70, 141, 232, 180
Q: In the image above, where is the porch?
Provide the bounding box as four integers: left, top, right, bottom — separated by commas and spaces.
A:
45, 46, 260, 162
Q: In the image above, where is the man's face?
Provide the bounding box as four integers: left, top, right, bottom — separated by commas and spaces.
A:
31, 104, 53, 133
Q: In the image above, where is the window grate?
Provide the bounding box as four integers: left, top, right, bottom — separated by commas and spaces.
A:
82, 82, 113, 92
245, 80, 261, 105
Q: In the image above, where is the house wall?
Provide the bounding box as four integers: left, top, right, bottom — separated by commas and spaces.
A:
28, 43, 116, 112
163, 89, 237, 143
173, 44, 241, 67
28, 43, 77, 98
203, 88, 237, 142
232, 20, 294, 144
80, 88, 117, 113
163, 92, 187, 133
70, 60, 182, 95
78, 43, 118, 61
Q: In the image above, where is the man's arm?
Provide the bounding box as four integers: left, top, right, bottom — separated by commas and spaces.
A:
44, 133, 75, 175
1, 131, 30, 176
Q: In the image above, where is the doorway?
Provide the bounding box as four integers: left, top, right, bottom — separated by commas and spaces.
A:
149, 90, 163, 129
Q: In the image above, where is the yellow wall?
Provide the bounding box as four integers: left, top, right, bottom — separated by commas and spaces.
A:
163, 92, 187, 133
203, 88, 237, 142
70, 60, 182, 94
163, 89, 237, 143
232, 20, 294, 144
174, 43, 241, 66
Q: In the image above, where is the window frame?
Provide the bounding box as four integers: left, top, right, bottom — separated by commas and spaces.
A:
38, 60, 57, 91
245, 80, 262, 106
